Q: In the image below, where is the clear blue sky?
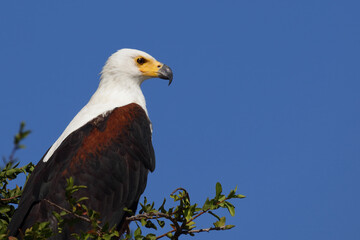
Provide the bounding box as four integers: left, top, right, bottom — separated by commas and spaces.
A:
1, 1, 359, 239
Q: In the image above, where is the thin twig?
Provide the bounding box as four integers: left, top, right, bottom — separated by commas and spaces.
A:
43, 199, 91, 223
187, 196, 231, 224
8, 146, 18, 163
186, 226, 229, 234
170, 188, 187, 196
0, 195, 21, 201
187, 210, 208, 224
156, 229, 175, 239
155, 226, 231, 239
170, 188, 190, 203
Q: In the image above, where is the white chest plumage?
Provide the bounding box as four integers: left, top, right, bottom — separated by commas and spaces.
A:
43, 77, 148, 163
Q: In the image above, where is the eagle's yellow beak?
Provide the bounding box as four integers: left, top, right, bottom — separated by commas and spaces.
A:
135, 56, 173, 85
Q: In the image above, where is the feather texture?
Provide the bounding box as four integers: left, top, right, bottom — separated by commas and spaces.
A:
8, 103, 155, 239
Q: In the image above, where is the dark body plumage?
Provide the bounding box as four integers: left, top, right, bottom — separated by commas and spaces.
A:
8, 103, 155, 239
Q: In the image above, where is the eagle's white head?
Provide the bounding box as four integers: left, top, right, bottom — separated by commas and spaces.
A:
100, 48, 173, 86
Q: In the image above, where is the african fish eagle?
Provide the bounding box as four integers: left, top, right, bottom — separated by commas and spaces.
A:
8, 49, 173, 239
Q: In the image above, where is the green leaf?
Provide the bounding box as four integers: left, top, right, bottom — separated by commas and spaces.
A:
52, 211, 62, 221
213, 216, 226, 228
134, 226, 142, 237
202, 197, 211, 211
186, 221, 196, 230
76, 197, 88, 203
157, 219, 165, 228
145, 233, 156, 240
123, 207, 134, 215
66, 177, 74, 189
0, 205, 11, 214
228, 205, 235, 217
224, 202, 235, 216
218, 195, 226, 202
215, 182, 222, 199
236, 194, 246, 198
38, 221, 50, 229
225, 224, 235, 229
145, 220, 157, 230
158, 198, 166, 213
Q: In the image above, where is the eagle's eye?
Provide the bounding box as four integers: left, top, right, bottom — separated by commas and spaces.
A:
137, 57, 146, 65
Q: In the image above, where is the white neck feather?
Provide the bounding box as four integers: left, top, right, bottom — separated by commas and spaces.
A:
43, 73, 148, 162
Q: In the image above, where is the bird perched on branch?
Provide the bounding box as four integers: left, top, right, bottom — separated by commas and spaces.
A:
8, 49, 173, 239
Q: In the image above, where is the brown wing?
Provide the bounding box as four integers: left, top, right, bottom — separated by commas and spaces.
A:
8, 103, 155, 239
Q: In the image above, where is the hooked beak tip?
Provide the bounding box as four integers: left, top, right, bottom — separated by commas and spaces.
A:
158, 64, 173, 85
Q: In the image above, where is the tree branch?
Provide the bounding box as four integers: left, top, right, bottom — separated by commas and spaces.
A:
155, 226, 232, 239
187, 226, 230, 234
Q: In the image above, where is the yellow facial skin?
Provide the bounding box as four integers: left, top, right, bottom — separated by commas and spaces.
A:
135, 56, 163, 78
